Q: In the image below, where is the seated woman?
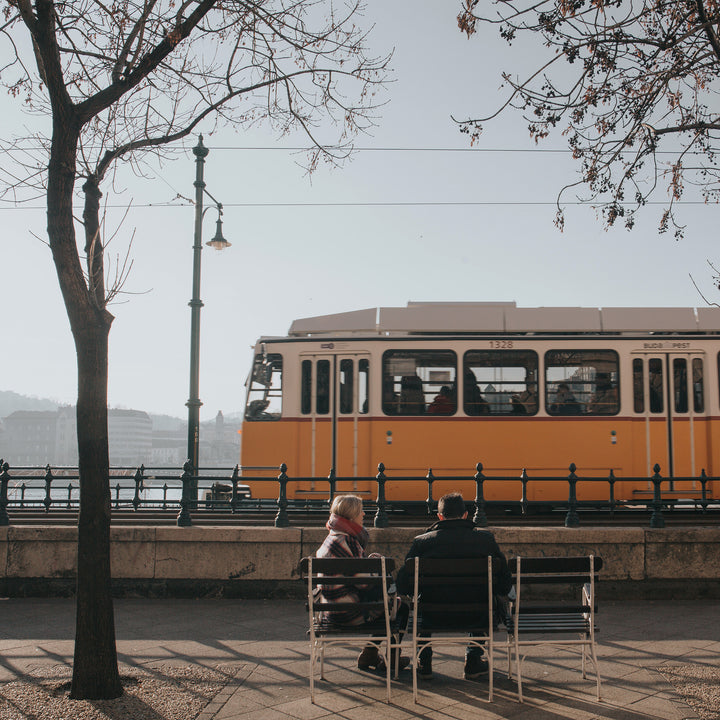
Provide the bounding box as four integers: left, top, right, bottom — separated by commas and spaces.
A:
316, 494, 408, 672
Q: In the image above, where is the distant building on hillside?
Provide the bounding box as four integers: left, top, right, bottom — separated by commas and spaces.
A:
151, 428, 186, 466
200, 411, 242, 467
2, 407, 152, 466
0, 407, 241, 467
108, 409, 153, 465
0, 410, 58, 465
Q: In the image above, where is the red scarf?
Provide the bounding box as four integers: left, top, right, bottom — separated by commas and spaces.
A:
326, 513, 369, 550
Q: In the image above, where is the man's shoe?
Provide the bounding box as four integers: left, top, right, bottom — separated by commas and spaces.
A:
463, 656, 489, 680
416, 656, 432, 679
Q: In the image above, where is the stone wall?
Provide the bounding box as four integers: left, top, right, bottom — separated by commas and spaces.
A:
1, 525, 718, 598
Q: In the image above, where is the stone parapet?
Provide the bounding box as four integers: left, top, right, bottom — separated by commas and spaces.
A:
1, 525, 718, 597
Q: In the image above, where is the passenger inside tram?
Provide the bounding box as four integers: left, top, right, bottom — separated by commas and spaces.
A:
464, 369, 490, 415
427, 385, 456, 414
549, 382, 581, 415
511, 377, 538, 414
399, 375, 426, 415
586, 373, 618, 414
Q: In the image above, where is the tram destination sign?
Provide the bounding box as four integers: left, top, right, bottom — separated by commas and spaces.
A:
640, 341, 693, 350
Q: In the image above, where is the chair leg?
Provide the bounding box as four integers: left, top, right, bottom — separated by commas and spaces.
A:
487, 640, 494, 703
412, 637, 418, 704
516, 641, 524, 703
506, 635, 513, 679
589, 639, 602, 700
515, 647, 523, 702
310, 643, 316, 704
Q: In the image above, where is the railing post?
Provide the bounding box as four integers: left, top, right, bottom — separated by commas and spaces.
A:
650, 464, 666, 528
230, 465, 240, 513
700, 469, 708, 512
274, 463, 289, 528
43, 464, 53, 513
177, 460, 193, 527
425, 468, 435, 517
114, 483, 121, 508
133, 464, 145, 511
564, 463, 580, 528
608, 469, 617, 515
520, 468, 529, 515
374, 463, 389, 528
0, 460, 9, 526
473, 462, 488, 527
327, 467, 336, 506
66, 483, 73, 509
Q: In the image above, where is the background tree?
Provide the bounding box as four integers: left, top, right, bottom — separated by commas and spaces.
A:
1, 0, 388, 699
456, 0, 720, 239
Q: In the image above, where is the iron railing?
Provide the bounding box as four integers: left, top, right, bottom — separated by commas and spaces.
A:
0, 458, 717, 529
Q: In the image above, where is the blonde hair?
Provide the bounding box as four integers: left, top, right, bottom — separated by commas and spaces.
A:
330, 494, 363, 521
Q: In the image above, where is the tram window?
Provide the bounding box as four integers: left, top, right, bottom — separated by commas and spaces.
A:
463, 350, 538, 415
649, 358, 663, 413
545, 350, 619, 415
339, 359, 353, 414
244, 353, 283, 421
633, 358, 644, 413
317, 360, 330, 414
693, 358, 704, 413
359, 359, 369, 414
382, 350, 457, 416
673, 358, 688, 413
301, 360, 312, 415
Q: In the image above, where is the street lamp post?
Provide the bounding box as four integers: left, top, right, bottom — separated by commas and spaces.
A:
187, 135, 231, 491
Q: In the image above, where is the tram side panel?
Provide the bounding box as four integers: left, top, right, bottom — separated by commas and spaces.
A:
367, 415, 636, 503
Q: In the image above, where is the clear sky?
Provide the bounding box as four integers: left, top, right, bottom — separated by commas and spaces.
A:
2, 2, 719, 421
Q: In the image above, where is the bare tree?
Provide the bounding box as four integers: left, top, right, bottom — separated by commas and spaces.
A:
456, 0, 720, 238
1, 0, 388, 699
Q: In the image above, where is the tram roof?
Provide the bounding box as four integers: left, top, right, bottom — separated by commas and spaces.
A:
286, 302, 720, 337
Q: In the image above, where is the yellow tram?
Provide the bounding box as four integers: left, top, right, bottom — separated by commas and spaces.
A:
240, 302, 720, 504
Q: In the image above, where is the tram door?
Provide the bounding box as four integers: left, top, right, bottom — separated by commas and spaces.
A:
633, 351, 708, 478
297, 353, 371, 492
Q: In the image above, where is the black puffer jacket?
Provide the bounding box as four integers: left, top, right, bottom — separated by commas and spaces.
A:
396, 518, 512, 599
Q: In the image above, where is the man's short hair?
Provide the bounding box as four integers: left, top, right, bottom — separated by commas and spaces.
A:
438, 492, 466, 519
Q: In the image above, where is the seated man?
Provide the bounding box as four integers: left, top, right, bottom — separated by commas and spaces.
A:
396, 492, 512, 681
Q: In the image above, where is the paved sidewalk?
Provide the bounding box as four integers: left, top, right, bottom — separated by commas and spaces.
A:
0, 597, 718, 719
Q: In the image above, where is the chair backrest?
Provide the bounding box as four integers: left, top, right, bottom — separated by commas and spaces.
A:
405, 556, 502, 628
514, 555, 603, 584
300, 556, 396, 622
512, 555, 602, 612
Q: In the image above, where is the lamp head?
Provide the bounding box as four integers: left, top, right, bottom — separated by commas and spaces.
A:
206, 212, 231, 251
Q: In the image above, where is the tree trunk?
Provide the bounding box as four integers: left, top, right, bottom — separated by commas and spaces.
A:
44, 109, 122, 700
70, 321, 122, 699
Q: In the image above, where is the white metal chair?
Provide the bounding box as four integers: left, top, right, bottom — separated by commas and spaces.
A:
505, 555, 602, 702
301, 556, 400, 703
406, 555, 500, 703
